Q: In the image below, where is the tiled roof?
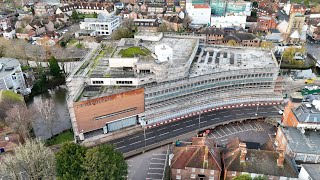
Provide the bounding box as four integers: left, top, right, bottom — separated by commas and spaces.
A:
193, 4, 210, 9
203, 28, 224, 35
163, 15, 183, 24
58, 2, 114, 13
171, 137, 221, 171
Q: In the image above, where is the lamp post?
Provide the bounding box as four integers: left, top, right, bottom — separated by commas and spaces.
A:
255, 103, 259, 116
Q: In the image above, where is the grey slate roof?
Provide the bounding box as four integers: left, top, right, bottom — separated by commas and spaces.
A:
301, 164, 320, 179
0, 58, 21, 79
294, 103, 320, 123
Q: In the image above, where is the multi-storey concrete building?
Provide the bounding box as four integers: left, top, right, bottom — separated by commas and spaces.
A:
77, 14, 120, 37
0, 58, 29, 95
68, 32, 282, 140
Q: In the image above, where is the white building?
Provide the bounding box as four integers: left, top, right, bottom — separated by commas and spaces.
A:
2, 28, 16, 40
211, 15, 247, 28
186, 4, 211, 25
155, 44, 173, 62
299, 164, 320, 180
77, 14, 120, 37
0, 58, 29, 95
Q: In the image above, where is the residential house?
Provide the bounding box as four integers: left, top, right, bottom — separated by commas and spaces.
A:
203, 28, 224, 44
275, 126, 320, 164
0, 17, 12, 31
126, 4, 133, 11
170, 137, 222, 180
140, 4, 147, 12
2, 28, 16, 39
133, 19, 160, 32
129, 11, 138, 19
283, 99, 320, 128
162, 15, 183, 31
223, 32, 260, 47
146, 3, 164, 13
56, 2, 115, 16
290, 4, 306, 15
211, 15, 247, 29
34, 2, 55, 16
306, 17, 320, 41
265, 29, 284, 43
223, 138, 299, 180
36, 31, 62, 46
256, 16, 277, 32
299, 164, 320, 180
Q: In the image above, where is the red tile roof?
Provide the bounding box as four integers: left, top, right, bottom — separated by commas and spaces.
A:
193, 4, 210, 9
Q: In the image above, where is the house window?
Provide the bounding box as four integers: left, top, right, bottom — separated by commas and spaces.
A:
176, 175, 181, 179
209, 176, 215, 180
92, 81, 103, 84
192, 168, 195, 172
210, 170, 215, 175
232, 171, 237, 176
176, 169, 181, 173
200, 169, 204, 173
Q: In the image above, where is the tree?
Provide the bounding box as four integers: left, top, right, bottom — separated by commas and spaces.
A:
233, 174, 252, 180
282, 47, 305, 64
227, 40, 239, 46
260, 41, 274, 50
83, 144, 127, 180
93, 12, 98, 18
111, 27, 133, 40
49, 56, 61, 78
71, 9, 78, 21
0, 45, 5, 57
173, 5, 176, 12
5, 103, 35, 141
122, 18, 134, 30
37, 98, 55, 137
158, 23, 168, 32
56, 143, 87, 180
0, 139, 56, 180
252, 1, 258, 8
253, 175, 267, 180
183, 14, 192, 29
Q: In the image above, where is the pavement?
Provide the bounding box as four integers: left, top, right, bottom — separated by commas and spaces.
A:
106, 105, 280, 154
207, 119, 277, 146
127, 146, 169, 180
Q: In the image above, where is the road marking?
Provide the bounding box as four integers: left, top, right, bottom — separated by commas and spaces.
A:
200, 121, 207, 123
129, 135, 140, 140
186, 124, 195, 128
150, 163, 165, 165
149, 167, 164, 170
114, 140, 124, 144
158, 132, 169, 136
115, 145, 126, 150
171, 123, 180, 127
231, 125, 238, 132
173, 128, 183, 132
147, 172, 163, 175
129, 141, 142, 145
215, 130, 223, 138
236, 113, 244, 116
225, 126, 233, 134
223, 115, 232, 118
219, 127, 227, 135
220, 139, 228, 142
237, 123, 243, 131
152, 158, 166, 161
146, 136, 155, 141
207, 114, 216, 116
183, 120, 192, 123
157, 127, 166, 131
153, 153, 166, 156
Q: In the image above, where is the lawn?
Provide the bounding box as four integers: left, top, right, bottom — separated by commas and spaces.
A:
118, 47, 150, 58
78, 13, 96, 19
0, 90, 24, 102
46, 130, 74, 146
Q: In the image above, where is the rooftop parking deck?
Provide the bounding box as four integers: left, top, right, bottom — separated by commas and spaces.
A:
190, 46, 278, 77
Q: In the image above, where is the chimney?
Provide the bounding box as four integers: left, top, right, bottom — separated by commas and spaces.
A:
277, 148, 285, 167
239, 143, 247, 163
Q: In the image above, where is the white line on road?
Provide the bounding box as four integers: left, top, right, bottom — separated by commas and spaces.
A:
129, 141, 142, 145
150, 163, 165, 165
146, 136, 155, 141
158, 132, 169, 136
183, 120, 192, 123
157, 127, 167, 131
114, 140, 124, 145
147, 172, 163, 175
186, 124, 195, 128
151, 158, 166, 161
173, 128, 183, 132
171, 123, 180, 127
115, 145, 126, 150
129, 135, 140, 140
153, 153, 166, 156
200, 121, 207, 123
149, 167, 164, 170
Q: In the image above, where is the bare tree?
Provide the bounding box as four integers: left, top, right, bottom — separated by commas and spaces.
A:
5, 103, 35, 141
0, 139, 56, 180
37, 98, 56, 137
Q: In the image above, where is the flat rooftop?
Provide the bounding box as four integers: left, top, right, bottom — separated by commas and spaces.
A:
90, 37, 197, 79
0, 58, 20, 79
77, 85, 137, 102
281, 127, 320, 155
190, 46, 277, 77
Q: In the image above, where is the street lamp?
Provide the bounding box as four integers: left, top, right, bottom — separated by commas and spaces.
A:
255, 103, 259, 116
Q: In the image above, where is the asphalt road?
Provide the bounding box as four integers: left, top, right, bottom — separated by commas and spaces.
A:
108, 105, 280, 153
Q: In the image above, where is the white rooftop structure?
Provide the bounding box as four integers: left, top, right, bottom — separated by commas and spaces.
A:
290, 30, 300, 39
155, 44, 173, 62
